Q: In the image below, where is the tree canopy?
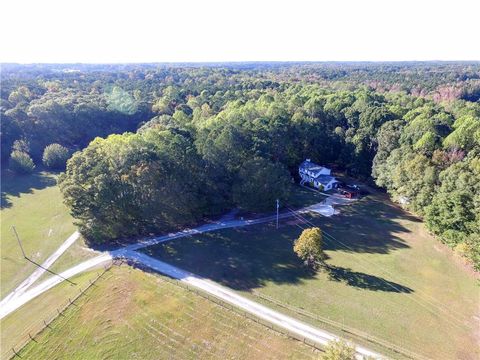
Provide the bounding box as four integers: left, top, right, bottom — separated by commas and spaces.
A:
2, 62, 479, 268
294, 227, 325, 268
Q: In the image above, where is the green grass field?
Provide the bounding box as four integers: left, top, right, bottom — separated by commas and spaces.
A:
0, 171, 80, 297
17, 266, 319, 360
0, 267, 106, 359
141, 192, 480, 359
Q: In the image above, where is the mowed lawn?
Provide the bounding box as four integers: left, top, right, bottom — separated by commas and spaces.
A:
18, 266, 319, 360
141, 193, 480, 360
1, 171, 76, 297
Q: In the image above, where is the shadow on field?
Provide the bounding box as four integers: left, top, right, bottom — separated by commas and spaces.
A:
324, 265, 413, 293
141, 193, 417, 292
1, 171, 56, 208
141, 226, 318, 290
318, 195, 417, 254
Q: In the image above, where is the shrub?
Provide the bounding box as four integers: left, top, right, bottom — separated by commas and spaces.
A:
322, 340, 356, 360
42, 143, 70, 170
9, 150, 35, 174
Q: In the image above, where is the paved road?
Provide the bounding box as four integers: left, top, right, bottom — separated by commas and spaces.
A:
0, 231, 80, 306
126, 251, 382, 360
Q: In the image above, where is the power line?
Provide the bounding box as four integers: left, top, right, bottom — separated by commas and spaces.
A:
12, 226, 27, 258
11, 226, 76, 286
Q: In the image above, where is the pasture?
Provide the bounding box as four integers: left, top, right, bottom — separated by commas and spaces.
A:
18, 266, 319, 360
141, 192, 479, 359
1, 171, 76, 297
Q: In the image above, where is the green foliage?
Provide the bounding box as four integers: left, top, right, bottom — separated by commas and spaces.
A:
3, 63, 479, 266
413, 131, 437, 154
463, 234, 480, 271
42, 143, 70, 169
424, 153, 480, 251
9, 150, 35, 174
443, 115, 480, 150
105, 86, 138, 115
321, 340, 356, 360
293, 227, 325, 268
232, 158, 291, 212
60, 128, 219, 243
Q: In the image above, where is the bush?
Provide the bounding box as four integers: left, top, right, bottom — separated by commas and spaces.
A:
9, 150, 35, 174
463, 234, 480, 271
42, 143, 70, 170
322, 340, 356, 360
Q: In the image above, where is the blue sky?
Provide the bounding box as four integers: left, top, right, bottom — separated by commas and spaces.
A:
1, 0, 479, 63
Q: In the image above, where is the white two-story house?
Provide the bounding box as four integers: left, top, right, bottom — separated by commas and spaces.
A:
298, 159, 338, 191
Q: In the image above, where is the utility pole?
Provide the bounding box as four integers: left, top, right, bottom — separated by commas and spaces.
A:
12, 226, 27, 259
276, 199, 279, 229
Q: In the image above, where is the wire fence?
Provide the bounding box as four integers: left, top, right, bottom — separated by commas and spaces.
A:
5, 259, 122, 360
250, 290, 431, 360
129, 259, 431, 360
153, 274, 325, 353
6, 257, 431, 360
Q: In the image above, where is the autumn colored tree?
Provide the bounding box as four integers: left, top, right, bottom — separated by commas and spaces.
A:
293, 227, 325, 268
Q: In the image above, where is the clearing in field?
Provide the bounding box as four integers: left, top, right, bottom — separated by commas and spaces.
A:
17, 266, 319, 360
141, 192, 480, 360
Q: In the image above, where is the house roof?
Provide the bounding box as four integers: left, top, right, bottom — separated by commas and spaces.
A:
299, 160, 330, 178
316, 175, 337, 186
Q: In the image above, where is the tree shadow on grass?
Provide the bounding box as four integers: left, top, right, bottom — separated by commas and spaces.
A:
138, 192, 418, 293
141, 226, 317, 290
315, 195, 416, 254
1, 170, 56, 209
141, 221, 414, 293
324, 264, 413, 293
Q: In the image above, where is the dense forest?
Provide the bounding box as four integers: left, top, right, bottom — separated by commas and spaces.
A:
1, 62, 479, 269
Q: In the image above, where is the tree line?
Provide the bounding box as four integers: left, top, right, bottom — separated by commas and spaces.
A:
2, 63, 479, 268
